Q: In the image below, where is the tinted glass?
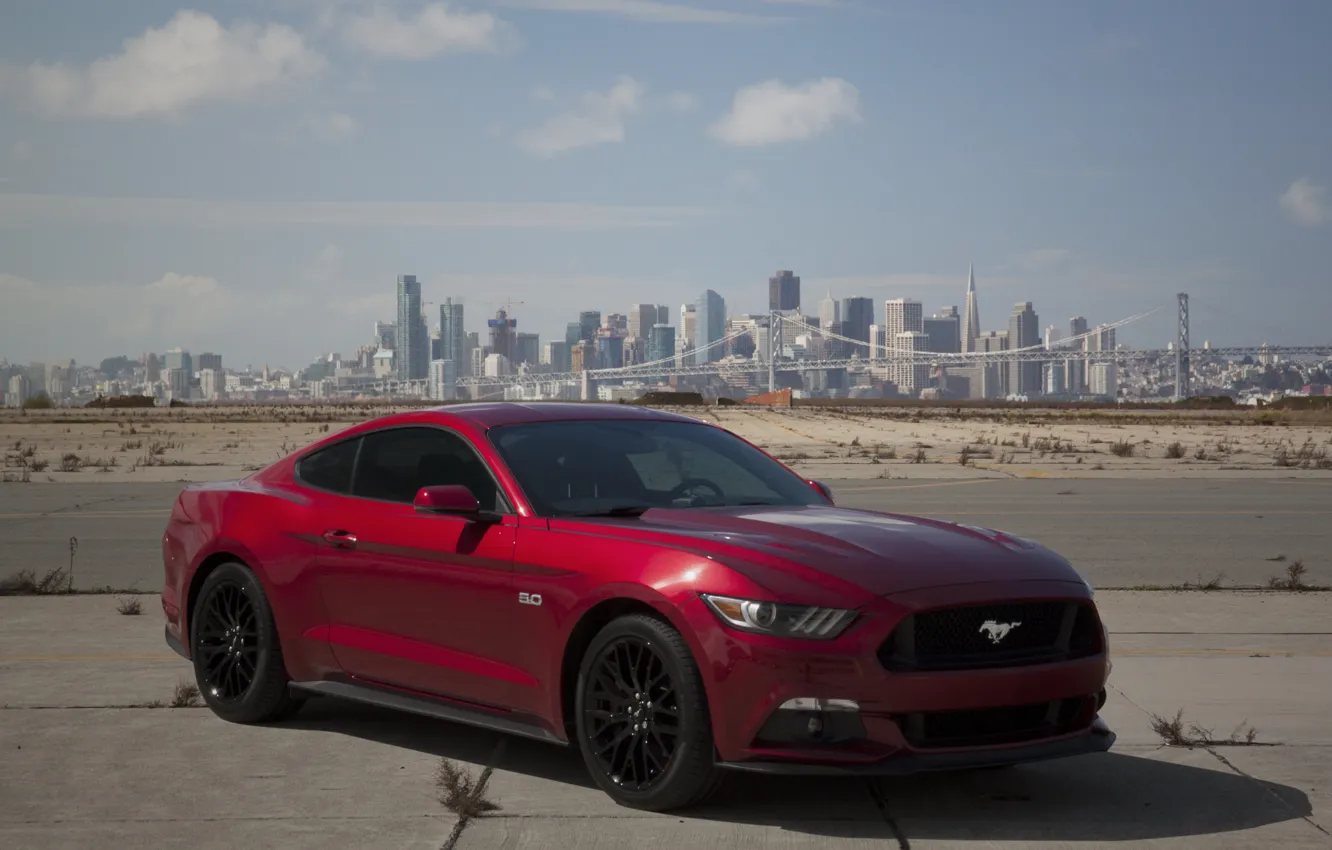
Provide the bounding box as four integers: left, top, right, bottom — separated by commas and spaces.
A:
488, 419, 824, 517
296, 437, 360, 494
352, 427, 504, 510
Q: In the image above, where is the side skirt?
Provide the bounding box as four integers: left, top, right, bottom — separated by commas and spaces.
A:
289, 679, 569, 747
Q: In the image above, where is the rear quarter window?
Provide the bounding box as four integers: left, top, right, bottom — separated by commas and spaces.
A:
295, 437, 360, 494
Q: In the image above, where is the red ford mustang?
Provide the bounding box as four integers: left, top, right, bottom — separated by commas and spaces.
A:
161, 402, 1114, 810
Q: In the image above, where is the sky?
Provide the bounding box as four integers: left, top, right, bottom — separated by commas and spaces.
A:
1, 0, 1329, 370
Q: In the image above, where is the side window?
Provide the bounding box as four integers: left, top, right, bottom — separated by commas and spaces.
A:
295, 437, 361, 494
352, 427, 505, 510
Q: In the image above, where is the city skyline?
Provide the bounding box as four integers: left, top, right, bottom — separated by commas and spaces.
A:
2, 2, 1330, 365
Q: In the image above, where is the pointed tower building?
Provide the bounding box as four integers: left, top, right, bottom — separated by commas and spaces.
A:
961, 264, 980, 353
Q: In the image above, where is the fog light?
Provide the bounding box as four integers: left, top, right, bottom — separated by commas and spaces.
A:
779, 697, 860, 712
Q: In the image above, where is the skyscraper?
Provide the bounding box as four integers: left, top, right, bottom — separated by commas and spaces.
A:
628, 304, 658, 340
396, 275, 426, 381
769, 270, 800, 312
818, 291, 840, 330
679, 304, 697, 365
647, 324, 676, 364
841, 297, 873, 352
488, 308, 517, 363
578, 311, 600, 343
1007, 302, 1042, 395
961, 264, 980, 354
695, 290, 726, 363
923, 313, 961, 353
1066, 316, 1090, 393
439, 297, 466, 377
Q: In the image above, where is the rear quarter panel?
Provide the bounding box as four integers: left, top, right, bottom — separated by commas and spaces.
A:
162, 479, 339, 681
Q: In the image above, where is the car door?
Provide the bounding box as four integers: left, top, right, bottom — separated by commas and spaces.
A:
313, 425, 530, 711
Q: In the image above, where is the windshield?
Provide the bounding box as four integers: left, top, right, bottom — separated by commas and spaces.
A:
487, 419, 826, 517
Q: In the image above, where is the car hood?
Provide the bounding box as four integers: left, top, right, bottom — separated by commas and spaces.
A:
572, 504, 1084, 598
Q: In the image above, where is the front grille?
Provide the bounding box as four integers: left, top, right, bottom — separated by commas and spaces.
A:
879, 600, 1102, 672
899, 696, 1094, 749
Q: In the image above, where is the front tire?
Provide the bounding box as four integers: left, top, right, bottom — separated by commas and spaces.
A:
189, 561, 304, 724
573, 613, 723, 811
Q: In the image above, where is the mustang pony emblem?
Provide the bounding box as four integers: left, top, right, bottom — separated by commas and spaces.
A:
978, 619, 1021, 644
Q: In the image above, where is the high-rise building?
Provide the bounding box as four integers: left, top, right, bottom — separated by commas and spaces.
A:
893, 332, 931, 394
1007, 302, 1042, 395
1066, 316, 1090, 393
571, 340, 596, 372
647, 324, 676, 364
578, 311, 601, 343
655, 305, 670, 326
396, 275, 426, 380
769, 270, 800, 312
1089, 362, 1118, 397
428, 359, 457, 401
375, 321, 397, 351
923, 313, 961, 353
544, 341, 572, 373
439, 298, 466, 377
197, 353, 222, 372
678, 304, 697, 366
841, 297, 873, 353
514, 332, 540, 367
488, 308, 518, 363
961, 264, 980, 354
596, 332, 625, 369
818, 291, 840, 331
628, 305, 658, 340
165, 348, 192, 376
883, 299, 924, 341
695, 290, 726, 364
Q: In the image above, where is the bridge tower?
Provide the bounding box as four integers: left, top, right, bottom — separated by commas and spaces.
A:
1175, 293, 1190, 399
768, 311, 782, 393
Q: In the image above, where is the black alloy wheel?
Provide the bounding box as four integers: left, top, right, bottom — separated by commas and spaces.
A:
574, 614, 722, 811
195, 580, 259, 701
190, 561, 304, 724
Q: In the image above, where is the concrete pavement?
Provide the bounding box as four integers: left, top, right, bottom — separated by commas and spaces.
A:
2, 478, 1329, 591
2, 592, 1330, 849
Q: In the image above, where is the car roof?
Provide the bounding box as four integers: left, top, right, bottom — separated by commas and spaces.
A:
424, 401, 708, 429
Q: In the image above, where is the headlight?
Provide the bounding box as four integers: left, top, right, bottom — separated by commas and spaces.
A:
701, 594, 857, 640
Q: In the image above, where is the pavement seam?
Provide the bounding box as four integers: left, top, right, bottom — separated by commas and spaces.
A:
1204, 747, 1331, 838
862, 778, 910, 849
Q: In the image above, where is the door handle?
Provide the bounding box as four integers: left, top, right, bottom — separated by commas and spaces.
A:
322, 530, 358, 550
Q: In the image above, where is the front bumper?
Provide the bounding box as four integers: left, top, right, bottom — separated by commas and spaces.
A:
721, 718, 1115, 775
681, 579, 1114, 768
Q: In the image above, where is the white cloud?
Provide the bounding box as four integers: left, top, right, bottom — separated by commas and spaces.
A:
710, 77, 861, 147
0, 10, 324, 118
1280, 177, 1326, 227
498, 0, 767, 24
340, 3, 517, 59
518, 76, 645, 156
0, 192, 719, 231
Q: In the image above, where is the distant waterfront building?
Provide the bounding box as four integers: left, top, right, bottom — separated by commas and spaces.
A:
439, 298, 466, 378
841, 297, 874, 351
1007, 302, 1042, 395
769, 270, 801, 313
544, 341, 572, 373
1089, 362, 1118, 397
514, 332, 540, 367
961, 265, 980, 353
1066, 316, 1090, 393
647, 324, 676, 364
396, 275, 426, 381
893, 331, 931, 394
428, 359, 457, 401
695, 290, 726, 364
923, 312, 961, 353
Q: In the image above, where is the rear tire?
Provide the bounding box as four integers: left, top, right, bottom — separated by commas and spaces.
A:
573, 613, 723, 811
189, 561, 304, 724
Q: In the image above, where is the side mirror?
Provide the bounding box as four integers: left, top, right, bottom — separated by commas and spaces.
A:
413, 484, 479, 515
807, 479, 834, 503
